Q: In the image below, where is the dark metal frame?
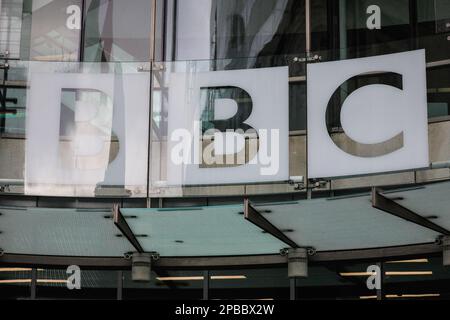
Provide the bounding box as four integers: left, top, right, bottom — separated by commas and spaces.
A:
0, 243, 441, 270
244, 199, 299, 248
113, 204, 144, 253
116, 270, 123, 300
376, 262, 384, 300
203, 270, 209, 300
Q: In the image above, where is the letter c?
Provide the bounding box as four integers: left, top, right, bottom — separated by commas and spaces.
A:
325, 72, 404, 158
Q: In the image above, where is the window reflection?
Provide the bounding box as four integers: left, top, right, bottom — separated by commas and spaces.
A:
23, 0, 82, 61
173, 0, 306, 66
83, 0, 152, 62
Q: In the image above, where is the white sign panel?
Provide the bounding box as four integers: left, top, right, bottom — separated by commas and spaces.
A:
25, 66, 150, 196
166, 66, 289, 185
307, 50, 429, 179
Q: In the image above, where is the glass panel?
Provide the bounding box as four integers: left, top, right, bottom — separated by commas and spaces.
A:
123, 270, 204, 300
0, 0, 24, 58
309, 0, 450, 122
1, 0, 83, 61
36, 269, 117, 300
23, 0, 82, 61
0, 266, 31, 300
427, 65, 450, 119
0, 207, 134, 256
417, 0, 450, 62
210, 268, 289, 300
382, 181, 450, 230
256, 195, 439, 251
121, 205, 286, 256
416, 0, 450, 120
384, 256, 449, 299
312, 0, 413, 61
83, 0, 153, 62
297, 262, 376, 300
0, 60, 150, 197
171, 0, 306, 63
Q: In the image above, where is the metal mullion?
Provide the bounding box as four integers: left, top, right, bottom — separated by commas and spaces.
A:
376, 262, 384, 300
117, 270, 123, 300
79, 0, 87, 62
290, 278, 297, 300
203, 270, 210, 300
30, 268, 37, 300
146, 0, 158, 205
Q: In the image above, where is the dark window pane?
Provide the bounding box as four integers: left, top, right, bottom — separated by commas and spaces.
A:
174, 0, 306, 63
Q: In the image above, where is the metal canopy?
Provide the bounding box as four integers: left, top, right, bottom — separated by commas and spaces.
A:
1, 181, 449, 264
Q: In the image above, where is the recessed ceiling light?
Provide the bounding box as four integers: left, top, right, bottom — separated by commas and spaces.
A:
340, 271, 432, 277
156, 275, 247, 281
386, 293, 440, 299
360, 294, 440, 299
387, 259, 429, 263
0, 279, 68, 284
0, 268, 32, 272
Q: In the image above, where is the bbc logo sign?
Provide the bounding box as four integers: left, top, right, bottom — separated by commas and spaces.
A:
25, 50, 429, 195
308, 49, 429, 178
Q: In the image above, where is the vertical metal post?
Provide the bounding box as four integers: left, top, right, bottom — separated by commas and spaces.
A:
0, 61, 8, 134
150, 0, 158, 62
376, 262, 385, 300
409, 0, 418, 50
30, 268, 37, 300
79, 0, 87, 62
203, 270, 209, 300
304, 0, 311, 194
117, 271, 123, 300
146, 0, 158, 206
339, 0, 347, 60
290, 278, 297, 300
305, 0, 311, 55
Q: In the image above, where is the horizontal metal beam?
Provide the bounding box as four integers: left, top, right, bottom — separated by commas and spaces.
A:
0, 253, 131, 269
372, 188, 450, 236
113, 204, 144, 253
0, 243, 441, 269
311, 243, 441, 262
155, 255, 287, 269
244, 199, 299, 248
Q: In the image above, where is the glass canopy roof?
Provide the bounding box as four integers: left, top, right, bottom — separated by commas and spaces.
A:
255, 194, 440, 252
120, 205, 287, 257
384, 181, 450, 231
0, 207, 133, 257
0, 181, 448, 258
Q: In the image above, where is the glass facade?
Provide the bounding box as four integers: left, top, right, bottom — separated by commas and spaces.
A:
2, 258, 450, 300
0, 0, 448, 197
0, 0, 449, 301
